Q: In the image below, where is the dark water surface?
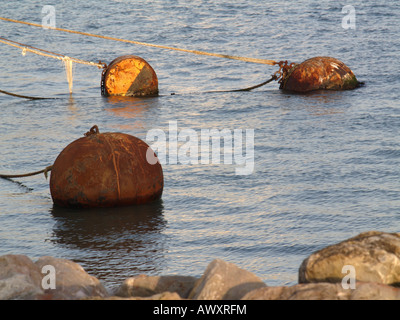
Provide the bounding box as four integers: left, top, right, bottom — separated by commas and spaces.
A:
0, 1, 399, 291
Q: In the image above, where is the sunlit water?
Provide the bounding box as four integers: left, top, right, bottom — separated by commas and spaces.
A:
0, 1, 399, 291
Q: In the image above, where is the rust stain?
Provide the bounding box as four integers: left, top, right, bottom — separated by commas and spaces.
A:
104, 134, 121, 200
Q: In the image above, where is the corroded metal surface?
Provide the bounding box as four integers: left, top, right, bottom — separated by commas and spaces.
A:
50, 126, 163, 208
279, 56, 359, 92
101, 55, 159, 97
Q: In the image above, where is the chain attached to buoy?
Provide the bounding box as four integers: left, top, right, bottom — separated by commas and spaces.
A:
0, 88, 57, 100
0, 165, 53, 179
84, 125, 100, 137
273, 60, 297, 85
190, 60, 296, 95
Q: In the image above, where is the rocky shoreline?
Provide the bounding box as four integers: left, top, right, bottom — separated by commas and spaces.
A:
1, 230, 400, 300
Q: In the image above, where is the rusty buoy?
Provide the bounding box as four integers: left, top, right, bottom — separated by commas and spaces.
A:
279, 56, 360, 92
101, 55, 158, 97
49, 125, 163, 208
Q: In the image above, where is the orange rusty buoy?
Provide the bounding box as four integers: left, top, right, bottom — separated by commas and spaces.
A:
101, 55, 158, 97
49, 125, 163, 208
279, 56, 360, 92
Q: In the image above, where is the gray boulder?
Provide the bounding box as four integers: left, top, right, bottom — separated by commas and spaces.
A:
299, 231, 400, 286
86, 292, 182, 300
35, 256, 109, 299
115, 274, 198, 298
242, 281, 400, 300
0, 254, 44, 300
188, 259, 266, 300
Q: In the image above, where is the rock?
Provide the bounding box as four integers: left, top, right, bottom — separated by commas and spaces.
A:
299, 231, 400, 286
35, 256, 109, 300
115, 274, 198, 298
242, 283, 348, 300
4, 230, 400, 300
188, 259, 266, 300
85, 292, 182, 300
243, 281, 400, 300
349, 282, 400, 300
0, 255, 44, 300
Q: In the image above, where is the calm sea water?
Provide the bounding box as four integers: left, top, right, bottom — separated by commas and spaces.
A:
0, 0, 399, 291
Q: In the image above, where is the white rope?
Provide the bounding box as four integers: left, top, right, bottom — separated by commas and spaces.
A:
62, 57, 74, 94
0, 38, 104, 68
0, 37, 105, 94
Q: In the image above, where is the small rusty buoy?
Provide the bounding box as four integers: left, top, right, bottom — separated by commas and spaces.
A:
101, 55, 158, 97
279, 56, 360, 92
49, 125, 163, 208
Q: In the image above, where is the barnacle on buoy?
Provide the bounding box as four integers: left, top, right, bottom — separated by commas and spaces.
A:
279, 56, 360, 92
49, 125, 163, 208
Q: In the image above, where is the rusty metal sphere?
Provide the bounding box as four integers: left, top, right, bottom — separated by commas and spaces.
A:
49, 126, 163, 208
279, 56, 359, 92
101, 55, 159, 97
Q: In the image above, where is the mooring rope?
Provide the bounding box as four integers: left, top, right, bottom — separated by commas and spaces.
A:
171, 74, 279, 96
0, 88, 55, 100
0, 17, 296, 98
0, 16, 278, 66
219, 74, 278, 92
0, 165, 53, 179
0, 37, 105, 69
0, 36, 106, 94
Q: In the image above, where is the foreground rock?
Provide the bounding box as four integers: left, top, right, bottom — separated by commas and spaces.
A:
115, 274, 198, 299
129, 292, 181, 300
188, 259, 266, 300
299, 231, 400, 286
35, 256, 108, 300
86, 292, 182, 300
0, 255, 44, 300
2, 230, 400, 300
0, 254, 108, 300
242, 282, 400, 300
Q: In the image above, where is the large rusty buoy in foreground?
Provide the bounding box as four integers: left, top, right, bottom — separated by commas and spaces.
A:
101, 55, 159, 97
49, 125, 163, 208
279, 56, 360, 92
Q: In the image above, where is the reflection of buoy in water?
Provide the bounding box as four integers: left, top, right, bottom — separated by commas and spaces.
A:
279, 56, 360, 92
101, 55, 159, 97
49, 125, 163, 208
